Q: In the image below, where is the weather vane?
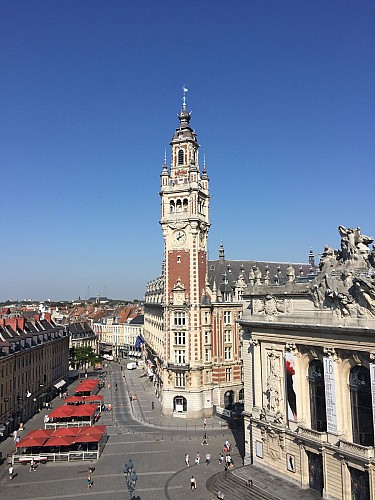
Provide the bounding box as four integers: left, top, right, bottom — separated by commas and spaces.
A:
182, 85, 188, 108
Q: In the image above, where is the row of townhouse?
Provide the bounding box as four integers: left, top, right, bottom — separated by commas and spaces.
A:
0, 313, 69, 440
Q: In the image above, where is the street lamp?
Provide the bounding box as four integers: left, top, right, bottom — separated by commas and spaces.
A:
127, 470, 138, 500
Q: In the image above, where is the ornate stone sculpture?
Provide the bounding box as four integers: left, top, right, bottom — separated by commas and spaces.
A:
311, 225, 375, 318
266, 349, 281, 414
286, 264, 295, 283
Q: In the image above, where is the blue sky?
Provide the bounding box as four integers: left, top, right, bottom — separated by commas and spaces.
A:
1, 1, 374, 301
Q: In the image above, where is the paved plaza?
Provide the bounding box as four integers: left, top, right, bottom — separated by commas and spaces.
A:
0, 362, 321, 499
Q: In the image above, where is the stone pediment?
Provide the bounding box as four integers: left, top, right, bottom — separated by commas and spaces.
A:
310, 226, 375, 318
170, 277, 187, 305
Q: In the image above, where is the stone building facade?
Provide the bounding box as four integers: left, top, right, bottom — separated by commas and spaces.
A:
240, 226, 375, 499
0, 315, 69, 439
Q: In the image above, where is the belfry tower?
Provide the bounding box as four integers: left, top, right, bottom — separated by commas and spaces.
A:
158, 91, 211, 417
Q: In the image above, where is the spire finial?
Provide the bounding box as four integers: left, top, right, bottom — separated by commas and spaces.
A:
182, 85, 188, 110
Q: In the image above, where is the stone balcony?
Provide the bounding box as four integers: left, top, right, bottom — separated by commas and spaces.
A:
339, 439, 375, 459
166, 362, 190, 371
296, 426, 328, 443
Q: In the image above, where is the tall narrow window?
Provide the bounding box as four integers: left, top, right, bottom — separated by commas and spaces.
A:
350, 366, 374, 446
174, 312, 186, 326
175, 372, 185, 388
308, 360, 327, 432
178, 149, 184, 165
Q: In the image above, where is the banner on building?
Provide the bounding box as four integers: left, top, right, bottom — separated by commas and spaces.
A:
323, 356, 338, 434
370, 363, 375, 436
285, 351, 297, 422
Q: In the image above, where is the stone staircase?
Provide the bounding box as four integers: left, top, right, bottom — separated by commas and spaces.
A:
206, 470, 279, 500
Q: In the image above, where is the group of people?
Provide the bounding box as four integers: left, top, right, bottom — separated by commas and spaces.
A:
184, 436, 236, 492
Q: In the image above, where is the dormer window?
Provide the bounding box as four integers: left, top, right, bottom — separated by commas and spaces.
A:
178, 149, 184, 165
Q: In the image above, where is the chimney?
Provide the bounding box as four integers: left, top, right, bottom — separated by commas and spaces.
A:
17, 317, 25, 332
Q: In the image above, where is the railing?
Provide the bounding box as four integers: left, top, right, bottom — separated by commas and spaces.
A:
297, 426, 328, 443
45, 420, 93, 429
339, 439, 375, 459
13, 450, 100, 464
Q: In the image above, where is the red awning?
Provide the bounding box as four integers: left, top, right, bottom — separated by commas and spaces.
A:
64, 396, 82, 404
79, 425, 106, 435
45, 436, 75, 447
74, 434, 101, 443
48, 406, 75, 419
72, 404, 98, 417
84, 395, 103, 402
26, 429, 53, 439
16, 436, 48, 448
51, 428, 78, 437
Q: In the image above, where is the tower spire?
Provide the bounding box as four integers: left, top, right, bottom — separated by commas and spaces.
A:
182, 85, 188, 110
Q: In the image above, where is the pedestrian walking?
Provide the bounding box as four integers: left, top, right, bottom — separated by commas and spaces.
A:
224, 439, 230, 452
201, 432, 208, 445
115, 383, 118, 391
185, 453, 190, 467
29, 458, 36, 472
219, 452, 224, 464
195, 452, 200, 465
205, 452, 211, 465
203, 418, 207, 429
151, 401, 154, 410
87, 472, 92, 490
190, 475, 197, 491
9, 465, 14, 480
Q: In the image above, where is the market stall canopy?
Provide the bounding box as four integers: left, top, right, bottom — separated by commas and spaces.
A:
48, 406, 75, 419
16, 436, 48, 448
72, 404, 98, 417
79, 425, 106, 435
51, 428, 77, 437
45, 436, 75, 447
26, 429, 53, 439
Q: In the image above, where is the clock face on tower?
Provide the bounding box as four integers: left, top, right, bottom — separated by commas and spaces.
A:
173, 229, 186, 245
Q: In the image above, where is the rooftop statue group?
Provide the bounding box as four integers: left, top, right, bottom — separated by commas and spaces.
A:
311, 226, 375, 318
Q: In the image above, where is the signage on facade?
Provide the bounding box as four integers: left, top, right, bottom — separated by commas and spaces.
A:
370, 363, 375, 435
323, 356, 338, 434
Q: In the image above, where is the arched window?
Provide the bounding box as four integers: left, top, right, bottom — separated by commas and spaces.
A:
173, 395, 187, 412
308, 360, 327, 432
224, 390, 234, 410
349, 366, 374, 446
183, 198, 188, 212
176, 199, 182, 212
169, 200, 175, 213
178, 149, 184, 165
239, 388, 244, 402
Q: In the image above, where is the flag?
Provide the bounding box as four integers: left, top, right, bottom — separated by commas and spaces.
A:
134, 335, 145, 350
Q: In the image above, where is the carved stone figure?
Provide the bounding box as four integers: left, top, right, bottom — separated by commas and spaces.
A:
319, 245, 337, 270
266, 349, 281, 413
338, 225, 374, 264
310, 225, 375, 317
248, 268, 255, 286
254, 266, 262, 285
286, 265, 295, 283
